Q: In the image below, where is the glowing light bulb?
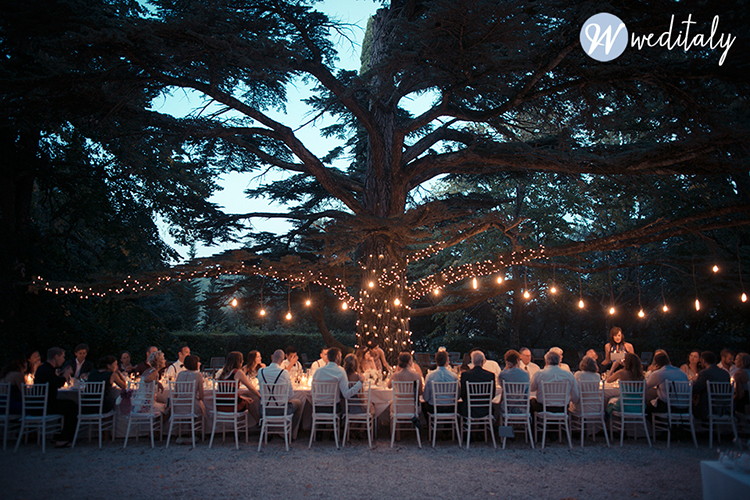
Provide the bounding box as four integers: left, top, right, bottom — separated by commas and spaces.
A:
341, 301, 349, 310
230, 298, 238, 308
637, 309, 645, 318
393, 298, 401, 306
433, 288, 441, 296
578, 299, 585, 309
523, 290, 531, 299
368, 281, 375, 288
608, 306, 616, 315
662, 304, 669, 313
472, 277, 478, 289
305, 299, 312, 307
496, 275, 504, 284
549, 285, 558, 294
712, 264, 719, 273
285, 311, 292, 320
742, 292, 748, 303
259, 308, 267, 317
694, 298, 701, 311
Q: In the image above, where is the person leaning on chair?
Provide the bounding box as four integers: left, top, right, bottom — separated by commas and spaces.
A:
459, 351, 496, 418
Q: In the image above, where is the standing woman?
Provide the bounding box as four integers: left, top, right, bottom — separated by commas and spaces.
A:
680, 349, 702, 383
602, 327, 635, 372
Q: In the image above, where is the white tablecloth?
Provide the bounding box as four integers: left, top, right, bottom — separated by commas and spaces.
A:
701, 460, 750, 500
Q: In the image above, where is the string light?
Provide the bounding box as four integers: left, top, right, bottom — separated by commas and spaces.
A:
523, 289, 531, 300
496, 274, 504, 284
341, 301, 349, 310
432, 288, 441, 296
608, 306, 616, 315
393, 298, 401, 306
637, 308, 645, 318
712, 264, 719, 273
742, 292, 748, 303
578, 298, 585, 309
662, 304, 669, 313
305, 298, 312, 307
368, 281, 375, 288
230, 297, 238, 308
549, 285, 558, 295
285, 311, 293, 320
472, 277, 478, 290
549, 265, 558, 294
259, 308, 267, 317
694, 298, 701, 311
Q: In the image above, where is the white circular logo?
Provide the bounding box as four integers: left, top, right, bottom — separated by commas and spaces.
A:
580, 13, 628, 62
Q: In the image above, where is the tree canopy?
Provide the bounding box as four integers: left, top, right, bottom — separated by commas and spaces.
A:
2, 0, 748, 358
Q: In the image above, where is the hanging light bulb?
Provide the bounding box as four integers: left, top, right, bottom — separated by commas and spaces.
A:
432, 288, 441, 296
496, 275, 504, 284
662, 304, 669, 313
549, 285, 558, 294
608, 306, 616, 315
230, 297, 238, 308
393, 297, 401, 306
285, 311, 293, 321
305, 298, 312, 307
578, 298, 585, 309
341, 301, 349, 310
523, 290, 531, 300
259, 308, 267, 317
712, 264, 719, 273
472, 277, 478, 289
637, 309, 645, 318
368, 281, 375, 288
694, 298, 701, 311
742, 292, 748, 303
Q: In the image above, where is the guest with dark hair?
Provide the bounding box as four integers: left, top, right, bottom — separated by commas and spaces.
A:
389, 352, 423, 395
680, 350, 702, 383
343, 353, 362, 384
719, 348, 737, 376
176, 355, 206, 420
25, 350, 41, 380
313, 348, 362, 400
62, 344, 93, 380
693, 351, 730, 420
424, 350, 459, 411
602, 327, 635, 373
86, 355, 127, 412
244, 350, 265, 378
133, 346, 159, 377
0, 357, 27, 414
645, 350, 688, 412
280, 345, 303, 379
606, 353, 644, 383
218, 351, 261, 419
34, 347, 78, 447
575, 356, 600, 383
499, 350, 530, 385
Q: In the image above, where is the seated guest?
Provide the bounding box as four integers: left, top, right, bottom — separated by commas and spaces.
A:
571, 356, 599, 414
733, 352, 750, 413
356, 348, 378, 374
368, 345, 389, 374
133, 346, 159, 376
86, 355, 127, 413
343, 353, 362, 384
139, 350, 168, 409
468, 349, 501, 383
606, 353, 644, 383
217, 351, 261, 421
601, 326, 634, 373
34, 347, 77, 448
62, 344, 93, 380
530, 350, 579, 413
693, 351, 730, 420
679, 350, 702, 383
0, 357, 27, 414
499, 350, 530, 385
424, 350, 459, 413
280, 346, 303, 379
459, 351, 495, 417
645, 350, 688, 413
165, 345, 190, 380
25, 350, 41, 381
243, 350, 265, 379
118, 351, 135, 374
547, 347, 571, 372
459, 353, 471, 374
309, 348, 329, 376
176, 355, 207, 420
312, 348, 362, 401
389, 352, 424, 395
719, 348, 737, 376
257, 350, 303, 427
647, 349, 669, 375
519, 348, 541, 378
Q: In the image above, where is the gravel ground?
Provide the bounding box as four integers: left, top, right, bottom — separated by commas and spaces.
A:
0, 432, 716, 500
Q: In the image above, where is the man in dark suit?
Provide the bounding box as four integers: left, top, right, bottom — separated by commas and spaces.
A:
62, 343, 94, 379
693, 350, 731, 420
459, 351, 496, 417
34, 347, 78, 447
